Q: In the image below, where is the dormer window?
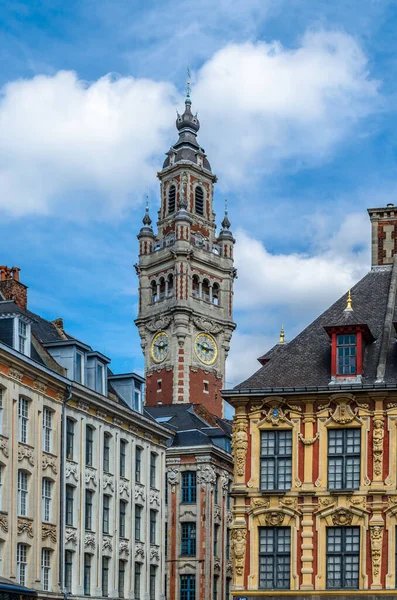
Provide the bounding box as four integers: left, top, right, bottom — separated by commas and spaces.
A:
18, 321, 27, 354
96, 363, 105, 395
336, 334, 357, 375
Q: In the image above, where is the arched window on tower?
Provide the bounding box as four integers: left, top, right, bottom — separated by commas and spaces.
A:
151, 281, 157, 303
168, 185, 176, 214
202, 279, 210, 302
192, 275, 200, 298
167, 274, 174, 297
195, 187, 204, 216
159, 277, 166, 301
212, 283, 220, 306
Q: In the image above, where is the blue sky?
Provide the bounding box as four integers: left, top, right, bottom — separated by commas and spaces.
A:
1, 0, 397, 385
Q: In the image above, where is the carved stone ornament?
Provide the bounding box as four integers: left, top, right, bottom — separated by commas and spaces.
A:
65, 528, 77, 546
42, 523, 57, 543
385, 475, 393, 486
78, 401, 90, 412
197, 465, 216, 489
167, 467, 179, 492
18, 444, 34, 466
145, 315, 172, 333
150, 546, 160, 562
226, 511, 233, 525
119, 479, 130, 497
265, 511, 285, 526
103, 474, 114, 492
65, 461, 78, 482
279, 497, 297, 510
373, 418, 384, 477
42, 453, 57, 474
251, 498, 270, 510
33, 380, 47, 393
9, 368, 23, 381
0, 514, 8, 533
135, 484, 145, 503
221, 470, 230, 494
192, 316, 223, 335
150, 489, 160, 506
231, 528, 247, 577
119, 540, 129, 557
264, 406, 292, 427
102, 536, 113, 552
214, 505, 221, 520
135, 541, 145, 560
214, 557, 221, 572
370, 526, 383, 577
349, 495, 366, 509
298, 432, 319, 445
329, 398, 358, 424
331, 509, 353, 526
226, 560, 233, 576
0, 437, 9, 458
85, 467, 97, 487
84, 533, 96, 550
318, 497, 335, 508
232, 420, 248, 478
17, 518, 34, 538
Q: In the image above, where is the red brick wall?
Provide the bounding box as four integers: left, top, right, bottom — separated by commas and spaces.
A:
0, 278, 28, 310
189, 368, 223, 417
145, 367, 174, 406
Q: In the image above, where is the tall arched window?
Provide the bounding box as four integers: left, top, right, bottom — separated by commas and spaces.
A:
195, 187, 204, 215
159, 277, 166, 301
202, 279, 210, 302
168, 185, 176, 214
167, 274, 174, 297
192, 275, 200, 298
151, 281, 157, 303
212, 283, 220, 306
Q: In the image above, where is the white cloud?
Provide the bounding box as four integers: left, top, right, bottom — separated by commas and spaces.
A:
194, 31, 379, 182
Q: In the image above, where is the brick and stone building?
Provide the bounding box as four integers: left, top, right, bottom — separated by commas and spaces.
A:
135, 89, 235, 600
223, 203, 397, 598
0, 266, 171, 599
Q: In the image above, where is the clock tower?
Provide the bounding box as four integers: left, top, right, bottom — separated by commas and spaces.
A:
135, 90, 236, 417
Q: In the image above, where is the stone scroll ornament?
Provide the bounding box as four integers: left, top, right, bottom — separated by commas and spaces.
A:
145, 315, 172, 333
373, 418, 384, 477
231, 528, 247, 577
232, 420, 248, 478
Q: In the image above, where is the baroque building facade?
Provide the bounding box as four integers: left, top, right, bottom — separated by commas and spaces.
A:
0, 266, 171, 599
223, 203, 397, 598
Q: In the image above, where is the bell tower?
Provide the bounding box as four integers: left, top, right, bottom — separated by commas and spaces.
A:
135, 88, 236, 418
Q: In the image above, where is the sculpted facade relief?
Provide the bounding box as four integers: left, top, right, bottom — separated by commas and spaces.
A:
373, 418, 384, 477
232, 420, 248, 478
231, 528, 247, 577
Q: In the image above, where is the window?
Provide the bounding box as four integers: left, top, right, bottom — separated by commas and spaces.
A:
86, 426, 93, 466
66, 485, 74, 526
150, 510, 157, 544
135, 447, 142, 483
118, 560, 126, 598
43, 408, 52, 453
134, 387, 142, 412
65, 550, 73, 593
260, 430, 292, 491
226, 528, 230, 559
326, 527, 360, 589
85, 489, 93, 530
134, 562, 141, 600
41, 548, 51, 591
66, 418, 74, 460
17, 544, 27, 586
150, 565, 156, 600
168, 185, 176, 214
212, 283, 220, 306
259, 527, 290, 589
214, 474, 219, 504
135, 505, 141, 541
226, 578, 231, 600
42, 478, 51, 522
328, 428, 360, 490
159, 278, 166, 301
18, 320, 27, 354
96, 363, 105, 394
84, 554, 91, 596
181, 522, 196, 556
18, 397, 29, 444
337, 334, 357, 375
202, 279, 210, 302
150, 453, 157, 488
226, 481, 231, 510
181, 471, 197, 503
195, 186, 204, 215
167, 274, 174, 297
120, 440, 127, 477
213, 575, 218, 600
102, 557, 110, 597
192, 275, 200, 298
75, 351, 84, 383
18, 471, 28, 516
103, 495, 110, 534
180, 574, 196, 600
0, 388, 3, 434
214, 524, 219, 556
120, 500, 127, 538
103, 433, 111, 473
151, 281, 157, 303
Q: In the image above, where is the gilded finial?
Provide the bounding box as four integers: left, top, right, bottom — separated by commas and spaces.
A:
279, 324, 285, 344
186, 67, 191, 101
346, 289, 353, 311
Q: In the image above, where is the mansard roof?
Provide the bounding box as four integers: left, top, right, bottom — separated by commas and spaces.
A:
235, 267, 397, 390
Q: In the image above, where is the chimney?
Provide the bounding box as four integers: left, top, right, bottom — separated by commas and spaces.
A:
368, 204, 397, 268
0, 266, 28, 311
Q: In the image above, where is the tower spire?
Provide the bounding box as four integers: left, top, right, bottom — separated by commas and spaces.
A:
279, 325, 285, 344
221, 199, 231, 230
142, 195, 152, 227
186, 67, 191, 103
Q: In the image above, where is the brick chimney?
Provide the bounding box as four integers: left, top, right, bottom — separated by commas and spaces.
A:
368, 204, 397, 268
0, 266, 28, 311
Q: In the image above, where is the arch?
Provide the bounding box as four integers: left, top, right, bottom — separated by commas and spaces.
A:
195, 186, 204, 216
151, 280, 157, 303
159, 277, 166, 301
168, 185, 176, 214
167, 274, 174, 297
192, 275, 200, 298
212, 283, 220, 306
202, 279, 210, 302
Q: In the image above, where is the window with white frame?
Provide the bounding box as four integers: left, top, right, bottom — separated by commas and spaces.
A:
18, 320, 27, 354
18, 397, 29, 444
41, 548, 51, 591
0, 388, 3, 435
43, 408, 52, 453
17, 543, 28, 586
18, 471, 28, 516
42, 478, 51, 522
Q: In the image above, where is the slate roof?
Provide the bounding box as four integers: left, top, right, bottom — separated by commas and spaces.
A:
235, 268, 397, 390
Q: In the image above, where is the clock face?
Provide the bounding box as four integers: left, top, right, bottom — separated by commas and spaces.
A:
194, 333, 218, 365
151, 331, 170, 363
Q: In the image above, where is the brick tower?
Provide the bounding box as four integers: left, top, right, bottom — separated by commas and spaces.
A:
135, 90, 236, 417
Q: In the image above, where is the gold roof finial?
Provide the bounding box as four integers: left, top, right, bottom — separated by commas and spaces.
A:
279, 324, 285, 344
346, 289, 353, 311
